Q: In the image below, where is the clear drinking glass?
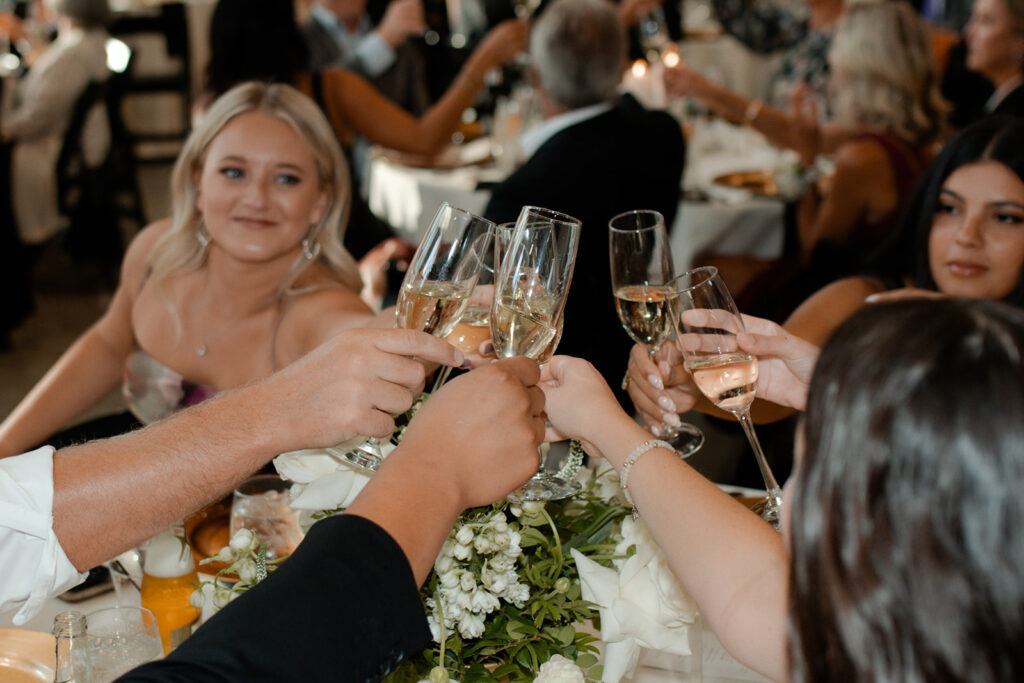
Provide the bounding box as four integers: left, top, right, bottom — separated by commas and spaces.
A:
230, 475, 304, 561
671, 267, 783, 528
609, 209, 704, 457
444, 222, 514, 359
86, 606, 162, 682
331, 202, 494, 472
491, 205, 582, 502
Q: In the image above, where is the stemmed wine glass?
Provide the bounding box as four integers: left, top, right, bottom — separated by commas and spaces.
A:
609, 209, 704, 457
492, 205, 582, 502
672, 266, 783, 528
444, 222, 514, 360
329, 202, 493, 472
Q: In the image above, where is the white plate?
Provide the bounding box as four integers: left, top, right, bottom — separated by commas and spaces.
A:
0, 627, 55, 682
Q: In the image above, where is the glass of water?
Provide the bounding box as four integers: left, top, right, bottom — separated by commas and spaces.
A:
230, 474, 304, 560
86, 606, 162, 682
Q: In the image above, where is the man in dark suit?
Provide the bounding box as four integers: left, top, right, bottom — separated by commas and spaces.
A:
303, 0, 431, 114
484, 0, 685, 406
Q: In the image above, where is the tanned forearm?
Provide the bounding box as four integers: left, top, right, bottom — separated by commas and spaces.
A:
52, 380, 281, 571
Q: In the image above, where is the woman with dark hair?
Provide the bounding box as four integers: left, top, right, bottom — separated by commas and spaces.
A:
199, 0, 525, 158
541, 298, 1024, 682
627, 115, 1024, 431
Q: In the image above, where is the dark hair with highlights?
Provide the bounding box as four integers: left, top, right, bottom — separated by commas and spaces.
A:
788, 298, 1024, 682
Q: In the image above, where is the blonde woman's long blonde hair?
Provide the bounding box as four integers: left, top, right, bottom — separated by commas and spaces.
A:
828, 0, 948, 147
146, 81, 362, 316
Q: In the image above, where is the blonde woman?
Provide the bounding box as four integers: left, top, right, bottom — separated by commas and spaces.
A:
0, 81, 379, 458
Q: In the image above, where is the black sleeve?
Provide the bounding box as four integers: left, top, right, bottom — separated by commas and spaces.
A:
119, 515, 431, 682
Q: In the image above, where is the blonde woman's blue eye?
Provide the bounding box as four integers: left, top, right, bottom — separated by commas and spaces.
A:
220, 167, 243, 179
276, 175, 301, 185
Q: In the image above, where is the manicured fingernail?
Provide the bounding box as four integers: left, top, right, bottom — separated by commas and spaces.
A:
648, 373, 664, 390
480, 340, 495, 355
453, 350, 465, 366
649, 424, 662, 436
865, 294, 880, 303
657, 395, 677, 412
461, 357, 473, 369
659, 361, 671, 376
663, 413, 682, 427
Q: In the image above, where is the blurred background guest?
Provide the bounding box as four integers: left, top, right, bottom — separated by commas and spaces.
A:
963, 0, 1024, 117
483, 0, 685, 407
302, 0, 431, 114
0, 0, 110, 349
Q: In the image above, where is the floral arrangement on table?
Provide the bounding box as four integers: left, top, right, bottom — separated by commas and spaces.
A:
196, 399, 699, 683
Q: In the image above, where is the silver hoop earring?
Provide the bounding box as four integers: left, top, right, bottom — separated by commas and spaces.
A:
302, 237, 321, 261
197, 222, 211, 248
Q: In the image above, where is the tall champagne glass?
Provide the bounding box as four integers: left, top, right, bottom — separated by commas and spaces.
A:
672, 267, 783, 528
331, 203, 493, 472
609, 209, 704, 457
491, 206, 582, 502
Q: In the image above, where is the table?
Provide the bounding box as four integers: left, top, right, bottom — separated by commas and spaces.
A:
0, 587, 768, 682
366, 119, 787, 272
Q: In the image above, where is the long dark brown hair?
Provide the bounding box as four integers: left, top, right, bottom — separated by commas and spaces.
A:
789, 299, 1024, 682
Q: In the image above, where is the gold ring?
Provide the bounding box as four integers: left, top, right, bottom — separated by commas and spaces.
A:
621, 374, 630, 391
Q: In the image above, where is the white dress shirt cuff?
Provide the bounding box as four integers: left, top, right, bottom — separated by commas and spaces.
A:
0, 446, 87, 624
356, 32, 397, 78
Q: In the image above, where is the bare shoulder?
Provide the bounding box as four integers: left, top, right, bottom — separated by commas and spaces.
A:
784, 276, 886, 346
119, 219, 174, 293
833, 137, 890, 177
275, 286, 375, 365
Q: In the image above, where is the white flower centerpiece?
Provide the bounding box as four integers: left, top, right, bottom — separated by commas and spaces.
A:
197, 399, 699, 683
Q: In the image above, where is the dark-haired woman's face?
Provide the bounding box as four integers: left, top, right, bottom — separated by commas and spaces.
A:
928, 161, 1024, 300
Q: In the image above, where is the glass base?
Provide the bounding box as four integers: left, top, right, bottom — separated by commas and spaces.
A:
751, 491, 783, 531
325, 443, 384, 474
506, 473, 582, 503
663, 423, 705, 458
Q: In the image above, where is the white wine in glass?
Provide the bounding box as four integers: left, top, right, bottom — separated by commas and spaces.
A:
492, 205, 582, 502
334, 202, 493, 473
609, 209, 703, 456
673, 266, 783, 529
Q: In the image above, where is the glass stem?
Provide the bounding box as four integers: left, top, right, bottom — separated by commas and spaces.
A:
430, 366, 454, 394
734, 408, 782, 495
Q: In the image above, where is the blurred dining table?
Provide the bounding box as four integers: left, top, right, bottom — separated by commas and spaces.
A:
366, 115, 789, 273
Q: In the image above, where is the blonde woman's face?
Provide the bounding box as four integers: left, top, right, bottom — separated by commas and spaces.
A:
196, 111, 327, 265
929, 161, 1024, 300
966, 0, 1024, 79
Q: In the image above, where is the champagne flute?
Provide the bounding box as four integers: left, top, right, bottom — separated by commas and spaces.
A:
491, 205, 582, 502
609, 209, 704, 457
672, 266, 783, 528
330, 203, 493, 472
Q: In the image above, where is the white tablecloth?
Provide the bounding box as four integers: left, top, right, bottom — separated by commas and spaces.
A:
366, 119, 786, 272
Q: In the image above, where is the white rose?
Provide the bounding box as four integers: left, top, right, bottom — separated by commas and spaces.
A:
534, 655, 585, 683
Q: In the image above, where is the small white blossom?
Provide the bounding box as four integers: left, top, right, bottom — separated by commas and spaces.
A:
229, 528, 256, 552
458, 612, 485, 639
235, 558, 257, 584
473, 535, 495, 554
453, 543, 472, 561
459, 572, 476, 593
454, 590, 473, 610
534, 655, 585, 683
455, 526, 474, 545
439, 539, 456, 558
189, 588, 205, 609
522, 501, 545, 514
435, 554, 454, 574
509, 504, 523, 517
469, 588, 500, 613
429, 666, 449, 683
212, 584, 233, 609
210, 546, 235, 563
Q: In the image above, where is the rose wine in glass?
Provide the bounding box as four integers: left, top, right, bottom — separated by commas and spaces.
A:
492, 205, 582, 502
673, 266, 783, 529
609, 209, 704, 456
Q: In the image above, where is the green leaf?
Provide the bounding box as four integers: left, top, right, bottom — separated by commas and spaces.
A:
576, 653, 599, 668
519, 527, 547, 547
552, 624, 576, 646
